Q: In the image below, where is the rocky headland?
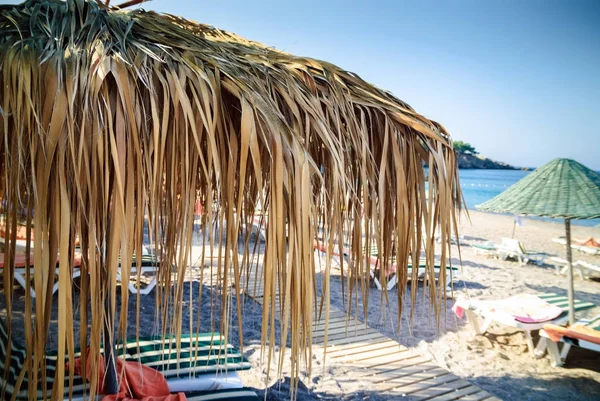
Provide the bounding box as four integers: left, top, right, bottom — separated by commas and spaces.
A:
457, 153, 528, 170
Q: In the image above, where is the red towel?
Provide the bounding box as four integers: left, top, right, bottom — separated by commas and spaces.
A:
68, 351, 186, 401
543, 324, 600, 344
452, 303, 465, 319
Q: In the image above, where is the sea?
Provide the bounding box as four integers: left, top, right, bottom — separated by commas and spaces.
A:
459, 169, 600, 228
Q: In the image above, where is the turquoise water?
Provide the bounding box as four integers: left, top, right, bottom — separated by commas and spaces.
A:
458, 169, 600, 228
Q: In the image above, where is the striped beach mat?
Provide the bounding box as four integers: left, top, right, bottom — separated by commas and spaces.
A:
123, 332, 251, 378
581, 315, 600, 330
185, 388, 260, 401
536, 293, 596, 314
0, 320, 89, 400
1, 321, 251, 400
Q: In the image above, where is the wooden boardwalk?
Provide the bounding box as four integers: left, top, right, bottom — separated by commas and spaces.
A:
242, 278, 501, 401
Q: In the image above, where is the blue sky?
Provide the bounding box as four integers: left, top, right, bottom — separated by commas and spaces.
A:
3, 0, 598, 169
144, 0, 599, 169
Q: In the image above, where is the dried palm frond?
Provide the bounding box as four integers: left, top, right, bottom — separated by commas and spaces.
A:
0, 0, 461, 399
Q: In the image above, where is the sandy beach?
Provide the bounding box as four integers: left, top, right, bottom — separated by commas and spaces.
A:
2, 210, 600, 401
325, 210, 600, 401
239, 210, 600, 401
216, 210, 600, 400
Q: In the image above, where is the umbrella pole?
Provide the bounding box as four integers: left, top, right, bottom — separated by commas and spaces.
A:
103, 292, 118, 393
103, 216, 119, 394
565, 218, 575, 326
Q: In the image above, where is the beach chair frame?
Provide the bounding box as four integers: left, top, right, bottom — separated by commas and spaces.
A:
550, 258, 600, 280
463, 304, 565, 356
575, 260, 600, 278
498, 237, 546, 266
456, 293, 595, 357
536, 316, 600, 367
472, 242, 498, 257
552, 237, 600, 256
2, 253, 159, 297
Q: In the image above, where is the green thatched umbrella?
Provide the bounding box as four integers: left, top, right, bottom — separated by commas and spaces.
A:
0, 0, 461, 399
477, 158, 600, 325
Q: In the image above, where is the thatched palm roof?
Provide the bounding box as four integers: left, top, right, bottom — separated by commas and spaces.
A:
0, 0, 461, 398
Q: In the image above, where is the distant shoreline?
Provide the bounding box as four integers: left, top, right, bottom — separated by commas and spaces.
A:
458, 166, 534, 171
457, 154, 533, 170
468, 208, 599, 228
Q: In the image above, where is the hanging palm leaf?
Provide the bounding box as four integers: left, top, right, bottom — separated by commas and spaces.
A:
0, 0, 461, 399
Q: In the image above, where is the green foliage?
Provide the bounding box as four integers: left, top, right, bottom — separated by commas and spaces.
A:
453, 140, 478, 155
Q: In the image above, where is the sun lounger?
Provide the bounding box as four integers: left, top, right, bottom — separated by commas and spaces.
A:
435, 233, 466, 246
61, 388, 261, 401
0, 319, 252, 400
576, 237, 600, 248
551, 237, 600, 256
245, 216, 267, 242
0, 222, 32, 254
472, 242, 498, 257
575, 261, 600, 278
0, 252, 158, 297
498, 237, 546, 265
0, 236, 31, 254
0, 252, 83, 298
453, 293, 595, 356
577, 246, 600, 255
548, 257, 587, 280
0, 223, 81, 253
550, 258, 599, 280
537, 315, 600, 367
123, 332, 251, 389
549, 256, 568, 275
313, 240, 459, 292
117, 254, 161, 295
185, 388, 260, 401
373, 263, 460, 291
0, 318, 90, 400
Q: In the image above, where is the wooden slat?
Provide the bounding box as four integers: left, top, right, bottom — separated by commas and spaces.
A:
312, 322, 373, 336
369, 364, 441, 383
327, 339, 400, 356
388, 374, 463, 396
312, 318, 361, 333
333, 343, 410, 364
379, 368, 454, 392
313, 328, 379, 344
423, 385, 484, 401
241, 270, 493, 401
312, 309, 357, 321
354, 355, 438, 381
408, 379, 475, 400
344, 352, 430, 380
312, 324, 372, 339
313, 309, 348, 322
322, 331, 388, 347
326, 337, 394, 354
